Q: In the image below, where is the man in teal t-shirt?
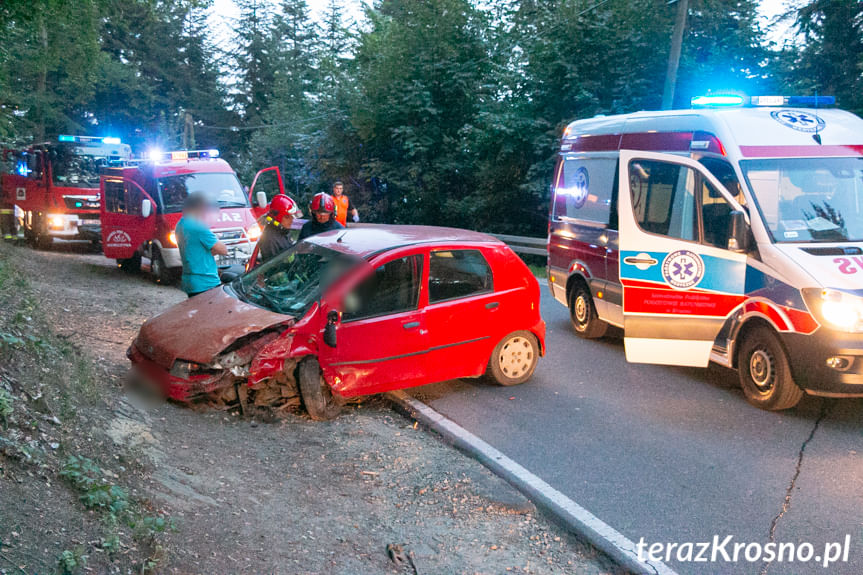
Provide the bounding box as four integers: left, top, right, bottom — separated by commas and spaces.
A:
175, 192, 228, 297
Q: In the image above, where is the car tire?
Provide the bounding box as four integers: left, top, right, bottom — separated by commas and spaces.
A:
737, 326, 803, 411
485, 331, 539, 386
151, 248, 178, 285
117, 253, 142, 274
298, 356, 342, 421
569, 283, 607, 339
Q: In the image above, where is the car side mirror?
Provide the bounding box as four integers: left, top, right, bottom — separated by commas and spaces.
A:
141, 199, 152, 218
324, 309, 339, 348
256, 191, 268, 208
727, 209, 749, 253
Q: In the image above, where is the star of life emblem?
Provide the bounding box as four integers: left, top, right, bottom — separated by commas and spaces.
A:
661, 250, 704, 290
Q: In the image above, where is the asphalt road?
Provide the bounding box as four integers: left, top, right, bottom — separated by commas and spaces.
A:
409, 288, 863, 575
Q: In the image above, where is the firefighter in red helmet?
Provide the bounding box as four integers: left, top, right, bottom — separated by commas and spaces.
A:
257, 194, 302, 262
299, 192, 344, 240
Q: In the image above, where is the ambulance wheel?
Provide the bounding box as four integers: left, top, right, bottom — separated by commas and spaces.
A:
298, 357, 342, 421
486, 331, 539, 386
151, 248, 178, 285
737, 326, 803, 411
569, 284, 607, 339
117, 253, 141, 273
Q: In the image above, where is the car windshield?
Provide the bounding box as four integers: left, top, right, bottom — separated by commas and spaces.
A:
742, 157, 863, 243
158, 172, 248, 213
232, 242, 360, 317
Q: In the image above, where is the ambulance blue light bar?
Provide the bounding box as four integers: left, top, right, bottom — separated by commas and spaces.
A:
691, 94, 745, 108
691, 95, 837, 109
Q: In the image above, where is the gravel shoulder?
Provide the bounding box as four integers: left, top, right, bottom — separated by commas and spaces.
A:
0, 240, 625, 574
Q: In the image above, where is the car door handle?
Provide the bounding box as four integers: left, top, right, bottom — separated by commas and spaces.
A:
623, 256, 658, 267
485, 302, 499, 310
403, 321, 420, 329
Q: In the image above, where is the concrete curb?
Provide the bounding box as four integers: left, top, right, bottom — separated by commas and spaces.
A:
387, 390, 679, 575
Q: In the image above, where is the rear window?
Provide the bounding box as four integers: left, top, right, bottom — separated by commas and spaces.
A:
429, 249, 493, 303
552, 157, 616, 225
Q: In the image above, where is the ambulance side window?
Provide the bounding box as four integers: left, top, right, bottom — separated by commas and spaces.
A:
552, 158, 615, 225
629, 160, 697, 241
698, 159, 741, 250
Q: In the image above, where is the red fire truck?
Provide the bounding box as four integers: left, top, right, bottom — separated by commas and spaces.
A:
100, 149, 283, 283
1, 135, 132, 247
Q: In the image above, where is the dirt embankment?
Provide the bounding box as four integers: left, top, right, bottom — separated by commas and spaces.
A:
0, 241, 625, 575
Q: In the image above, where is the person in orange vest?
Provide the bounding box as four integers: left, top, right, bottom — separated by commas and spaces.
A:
331, 181, 358, 227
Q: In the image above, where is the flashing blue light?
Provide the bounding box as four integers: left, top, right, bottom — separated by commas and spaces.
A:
58, 135, 75, 142
147, 148, 164, 161
788, 95, 835, 107
16, 161, 29, 176
207, 149, 220, 158
691, 94, 746, 108
102, 137, 122, 145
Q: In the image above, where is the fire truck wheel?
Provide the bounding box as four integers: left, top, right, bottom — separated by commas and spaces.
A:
151, 248, 178, 285
298, 357, 342, 421
569, 283, 607, 339
737, 326, 803, 411
117, 253, 142, 274
35, 231, 53, 250
486, 331, 539, 386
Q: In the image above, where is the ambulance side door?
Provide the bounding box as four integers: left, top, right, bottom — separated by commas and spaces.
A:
100, 176, 156, 260
618, 150, 747, 367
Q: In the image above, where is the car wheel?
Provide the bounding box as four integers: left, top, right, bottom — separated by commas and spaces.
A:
486, 331, 539, 386
117, 253, 142, 274
298, 357, 342, 421
151, 248, 178, 285
569, 283, 607, 339
737, 326, 803, 411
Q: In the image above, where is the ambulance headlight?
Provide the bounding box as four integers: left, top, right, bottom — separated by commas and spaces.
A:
803, 289, 863, 333
246, 223, 262, 241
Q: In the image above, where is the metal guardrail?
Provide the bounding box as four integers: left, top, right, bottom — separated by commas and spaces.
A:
489, 233, 547, 256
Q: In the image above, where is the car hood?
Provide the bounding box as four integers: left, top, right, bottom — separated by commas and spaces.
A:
773, 242, 863, 290
135, 287, 293, 368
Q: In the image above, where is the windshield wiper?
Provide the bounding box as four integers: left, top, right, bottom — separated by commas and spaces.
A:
218, 201, 248, 208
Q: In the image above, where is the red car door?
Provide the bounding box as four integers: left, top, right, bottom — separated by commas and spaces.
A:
248, 166, 285, 219
100, 175, 156, 260
319, 251, 430, 397
423, 247, 502, 381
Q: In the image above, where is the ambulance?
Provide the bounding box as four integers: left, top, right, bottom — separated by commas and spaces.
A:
548, 95, 863, 410
100, 149, 283, 283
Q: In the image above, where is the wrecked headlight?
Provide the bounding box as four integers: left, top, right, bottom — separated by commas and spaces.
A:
169, 359, 218, 379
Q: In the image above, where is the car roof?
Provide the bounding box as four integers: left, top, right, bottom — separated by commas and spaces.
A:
303, 224, 505, 258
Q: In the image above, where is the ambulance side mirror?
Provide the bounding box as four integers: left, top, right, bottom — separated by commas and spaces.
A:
324, 309, 339, 348
727, 210, 749, 253
141, 199, 152, 218
256, 191, 268, 208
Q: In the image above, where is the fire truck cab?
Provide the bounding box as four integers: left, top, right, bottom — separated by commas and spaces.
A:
549, 95, 863, 411
100, 149, 282, 283
1, 135, 131, 246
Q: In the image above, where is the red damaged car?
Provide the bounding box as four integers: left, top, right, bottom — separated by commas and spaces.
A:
128, 225, 546, 419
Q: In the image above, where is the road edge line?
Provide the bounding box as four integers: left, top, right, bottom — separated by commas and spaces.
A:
387, 390, 679, 575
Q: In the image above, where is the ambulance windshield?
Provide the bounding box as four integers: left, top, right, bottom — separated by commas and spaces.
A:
158, 173, 248, 213
742, 157, 863, 243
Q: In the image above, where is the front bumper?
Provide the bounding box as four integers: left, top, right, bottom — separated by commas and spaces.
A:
127, 341, 232, 401
47, 213, 100, 239
781, 330, 863, 397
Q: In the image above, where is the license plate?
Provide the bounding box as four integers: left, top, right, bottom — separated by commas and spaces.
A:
217, 257, 243, 267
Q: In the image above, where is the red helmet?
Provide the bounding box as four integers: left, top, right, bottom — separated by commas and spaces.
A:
267, 194, 301, 223
310, 192, 336, 215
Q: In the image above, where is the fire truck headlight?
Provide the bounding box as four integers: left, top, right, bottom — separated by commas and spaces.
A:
48, 215, 64, 229
168, 231, 177, 246
246, 223, 262, 241
803, 288, 863, 333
